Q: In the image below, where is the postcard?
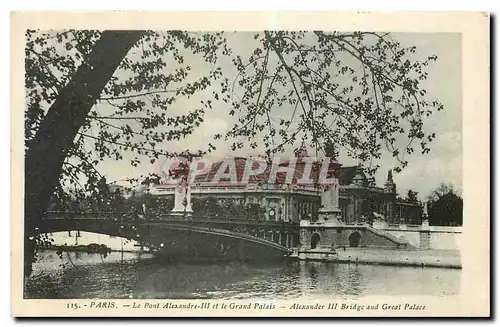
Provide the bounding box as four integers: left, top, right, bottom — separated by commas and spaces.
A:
11, 11, 490, 317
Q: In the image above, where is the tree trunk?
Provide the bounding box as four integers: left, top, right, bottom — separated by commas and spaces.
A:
24, 30, 145, 279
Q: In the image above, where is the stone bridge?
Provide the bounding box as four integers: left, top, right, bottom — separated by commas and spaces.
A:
39, 212, 298, 261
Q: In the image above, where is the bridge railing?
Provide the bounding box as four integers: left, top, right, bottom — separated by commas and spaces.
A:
44, 211, 300, 227
157, 215, 299, 225
44, 211, 116, 219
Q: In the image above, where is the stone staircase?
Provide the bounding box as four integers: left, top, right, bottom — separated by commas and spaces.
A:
364, 225, 415, 249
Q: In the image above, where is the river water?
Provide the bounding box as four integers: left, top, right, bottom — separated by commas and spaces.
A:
25, 250, 461, 299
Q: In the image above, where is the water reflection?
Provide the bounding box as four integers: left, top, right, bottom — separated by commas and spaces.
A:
25, 251, 460, 299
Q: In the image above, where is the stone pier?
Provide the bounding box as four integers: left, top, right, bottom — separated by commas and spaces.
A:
171, 177, 193, 216
317, 181, 343, 223
298, 174, 415, 252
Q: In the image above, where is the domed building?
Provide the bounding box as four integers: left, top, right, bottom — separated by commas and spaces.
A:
149, 147, 422, 225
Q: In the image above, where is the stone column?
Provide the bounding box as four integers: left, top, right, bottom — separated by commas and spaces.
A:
172, 182, 184, 212
420, 203, 431, 249
423, 201, 429, 217
263, 197, 268, 221
420, 223, 431, 249
353, 195, 358, 220
318, 179, 342, 223
386, 198, 394, 224
185, 183, 193, 212
171, 177, 193, 216
282, 198, 287, 222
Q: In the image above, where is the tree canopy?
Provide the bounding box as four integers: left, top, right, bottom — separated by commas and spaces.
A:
26, 30, 442, 202
427, 183, 463, 226
25, 30, 225, 204
225, 31, 441, 166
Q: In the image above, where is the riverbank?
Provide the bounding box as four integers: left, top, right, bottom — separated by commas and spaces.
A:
293, 248, 462, 269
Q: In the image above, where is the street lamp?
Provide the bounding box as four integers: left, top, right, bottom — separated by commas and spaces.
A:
183, 196, 188, 219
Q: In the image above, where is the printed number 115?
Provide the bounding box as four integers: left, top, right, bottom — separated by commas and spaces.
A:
67, 303, 80, 310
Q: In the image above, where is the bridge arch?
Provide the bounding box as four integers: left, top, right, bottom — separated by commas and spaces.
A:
37, 218, 290, 259
310, 233, 321, 249
348, 231, 362, 247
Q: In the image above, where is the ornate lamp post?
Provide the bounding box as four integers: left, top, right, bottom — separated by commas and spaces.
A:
182, 197, 188, 219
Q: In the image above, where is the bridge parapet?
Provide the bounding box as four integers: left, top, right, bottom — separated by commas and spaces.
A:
41, 212, 300, 255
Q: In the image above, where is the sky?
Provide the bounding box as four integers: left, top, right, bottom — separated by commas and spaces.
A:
88, 32, 462, 200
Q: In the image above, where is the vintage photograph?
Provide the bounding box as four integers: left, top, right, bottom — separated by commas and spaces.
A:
12, 12, 489, 317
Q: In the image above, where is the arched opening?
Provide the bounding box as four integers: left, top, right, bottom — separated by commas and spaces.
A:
348, 232, 361, 247
310, 233, 321, 249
